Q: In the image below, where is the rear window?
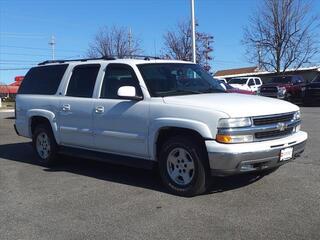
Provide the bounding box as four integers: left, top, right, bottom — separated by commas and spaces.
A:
228, 78, 248, 84
270, 76, 292, 84
18, 64, 68, 95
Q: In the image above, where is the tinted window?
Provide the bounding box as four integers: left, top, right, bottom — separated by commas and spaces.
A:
229, 78, 248, 84
248, 79, 255, 86
100, 64, 142, 99
66, 64, 100, 98
18, 64, 68, 95
270, 76, 292, 84
255, 78, 262, 85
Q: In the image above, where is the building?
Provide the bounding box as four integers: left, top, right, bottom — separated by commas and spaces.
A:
0, 76, 24, 98
214, 66, 320, 83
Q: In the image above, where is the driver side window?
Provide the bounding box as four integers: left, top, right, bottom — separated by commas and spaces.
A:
100, 64, 143, 99
248, 79, 255, 86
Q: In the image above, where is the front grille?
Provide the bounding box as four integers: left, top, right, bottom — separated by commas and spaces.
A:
253, 113, 294, 126
260, 87, 278, 93
255, 127, 294, 139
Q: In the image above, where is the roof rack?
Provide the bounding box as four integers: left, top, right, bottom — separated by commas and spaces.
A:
38, 56, 116, 65
38, 55, 162, 66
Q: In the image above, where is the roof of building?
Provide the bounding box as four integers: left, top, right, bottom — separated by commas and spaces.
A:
214, 66, 258, 77
214, 65, 320, 79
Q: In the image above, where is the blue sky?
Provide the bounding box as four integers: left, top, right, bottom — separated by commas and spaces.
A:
1, 0, 319, 84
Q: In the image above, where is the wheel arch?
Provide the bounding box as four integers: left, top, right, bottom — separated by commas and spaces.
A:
27, 109, 60, 143
150, 118, 212, 161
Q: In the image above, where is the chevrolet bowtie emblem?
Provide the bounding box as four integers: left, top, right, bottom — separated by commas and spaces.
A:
277, 122, 287, 131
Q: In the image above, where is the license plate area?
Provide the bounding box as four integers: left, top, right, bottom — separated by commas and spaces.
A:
279, 147, 293, 161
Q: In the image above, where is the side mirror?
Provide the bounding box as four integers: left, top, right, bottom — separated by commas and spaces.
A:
117, 86, 143, 100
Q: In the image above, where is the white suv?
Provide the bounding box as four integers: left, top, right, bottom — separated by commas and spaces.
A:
15, 57, 307, 196
228, 77, 263, 92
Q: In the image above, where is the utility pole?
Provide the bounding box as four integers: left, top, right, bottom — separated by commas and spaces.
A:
191, 0, 196, 63
128, 28, 132, 57
49, 35, 55, 60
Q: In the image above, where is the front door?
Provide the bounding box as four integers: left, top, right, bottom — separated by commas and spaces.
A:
58, 64, 100, 148
93, 64, 149, 158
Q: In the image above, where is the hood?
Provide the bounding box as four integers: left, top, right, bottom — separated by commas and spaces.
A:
261, 83, 292, 88
307, 82, 320, 88
229, 84, 251, 91
163, 93, 299, 118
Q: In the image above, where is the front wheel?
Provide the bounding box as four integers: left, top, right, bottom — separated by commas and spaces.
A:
158, 136, 210, 197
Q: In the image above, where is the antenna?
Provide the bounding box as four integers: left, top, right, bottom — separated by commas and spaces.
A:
49, 35, 56, 60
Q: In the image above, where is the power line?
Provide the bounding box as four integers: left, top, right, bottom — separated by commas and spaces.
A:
0, 68, 31, 70
0, 44, 80, 53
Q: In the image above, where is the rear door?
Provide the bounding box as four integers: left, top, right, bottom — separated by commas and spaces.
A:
93, 63, 149, 158
58, 64, 100, 148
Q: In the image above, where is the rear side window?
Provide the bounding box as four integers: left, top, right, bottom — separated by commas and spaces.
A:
66, 64, 100, 98
18, 64, 68, 95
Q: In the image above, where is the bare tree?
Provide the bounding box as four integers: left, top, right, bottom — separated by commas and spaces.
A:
162, 20, 214, 71
243, 0, 319, 73
87, 26, 141, 58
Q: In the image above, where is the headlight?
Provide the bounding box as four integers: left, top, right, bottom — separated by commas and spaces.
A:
218, 117, 252, 128
216, 134, 254, 144
301, 87, 306, 91
277, 86, 286, 96
293, 111, 301, 120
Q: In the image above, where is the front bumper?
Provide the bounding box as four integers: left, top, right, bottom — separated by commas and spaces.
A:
206, 131, 307, 176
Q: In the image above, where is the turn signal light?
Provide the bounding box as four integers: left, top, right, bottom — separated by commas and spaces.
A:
216, 134, 232, 143
216, 134, 254, 144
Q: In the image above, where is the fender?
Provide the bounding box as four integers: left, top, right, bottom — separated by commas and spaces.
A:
27, 109, 60, 143
149, 117, 213, 160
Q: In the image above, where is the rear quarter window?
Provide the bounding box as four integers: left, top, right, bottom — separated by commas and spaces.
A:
18, 64, 68, 95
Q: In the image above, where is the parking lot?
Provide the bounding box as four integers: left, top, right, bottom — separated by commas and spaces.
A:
0, 107, 319, 240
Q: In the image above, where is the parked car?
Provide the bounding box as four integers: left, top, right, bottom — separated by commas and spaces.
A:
15, 57, 307, 196
216, 78, 227, 84
218, 81, 255, 95
228, 77, 263, 92
259, 75, 305, 102
302, 74, 320, 106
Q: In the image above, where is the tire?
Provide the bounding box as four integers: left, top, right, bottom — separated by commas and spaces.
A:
158, 136, 210, 197
32, 123, 58, 166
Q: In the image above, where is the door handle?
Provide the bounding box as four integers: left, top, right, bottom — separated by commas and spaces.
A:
95, 106, 104, 113
62, 104, 71, 111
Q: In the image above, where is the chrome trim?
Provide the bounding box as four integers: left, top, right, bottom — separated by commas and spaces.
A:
217, 112, 299, 141
218, 120, 300, 135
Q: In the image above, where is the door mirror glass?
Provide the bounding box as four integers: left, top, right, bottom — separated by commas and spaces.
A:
117, 86, 142, 100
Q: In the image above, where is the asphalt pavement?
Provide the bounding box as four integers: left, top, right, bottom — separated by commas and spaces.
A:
0, 108, 319, 240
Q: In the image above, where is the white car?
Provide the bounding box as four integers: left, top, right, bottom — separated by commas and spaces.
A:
15, 57, 307, 196
229, 77, 263, 92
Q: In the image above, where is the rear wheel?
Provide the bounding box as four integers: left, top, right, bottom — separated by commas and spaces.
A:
159, 136, 210, 197
32, 124, 58, 166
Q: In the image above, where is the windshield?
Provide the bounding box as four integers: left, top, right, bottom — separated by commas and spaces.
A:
228, 78, 248, 84
312, 75, 320, 83
270, 76, 292, 84
137, 63, 225, 97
